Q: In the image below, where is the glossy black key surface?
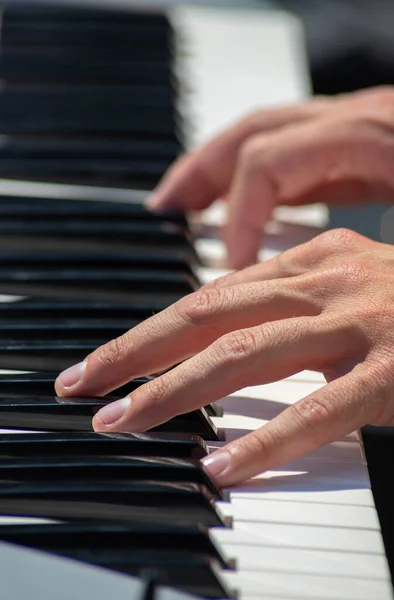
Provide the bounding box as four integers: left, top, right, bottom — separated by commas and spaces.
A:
0, 396, 220, 440
0, 455, 221, 498
0, 50, 174, 85
0, 481, 225, 527
0, 340, 111, 370
0, 218, 191, 246
0, 268, 196, 302
0, 250, 195, 274
0, 159, 172, 187
0, 85, 176, 135
0, 543, 227, 600
0, 319, 139, 340
0, 431, 208, 460
0, 300, 169, 320
0, 537, 229, 599
2, 21, 172, 51
0, 195, 188, 227
0, 138, 180, 185
0, 521, 229, 568
2, 5, 169, 26
0, 231, 196, 261
0, 373, 222, 418
0, 372, 150, 397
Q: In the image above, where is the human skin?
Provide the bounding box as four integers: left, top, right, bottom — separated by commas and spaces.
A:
56, 86, 394, 486
56, 229, 394, 487
147, 86, 394, 269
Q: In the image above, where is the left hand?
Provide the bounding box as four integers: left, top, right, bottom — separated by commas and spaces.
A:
55, 228, 394, 487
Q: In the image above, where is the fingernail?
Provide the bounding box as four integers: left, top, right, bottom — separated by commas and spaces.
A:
202, 451, 231, 482
145, 194, 161, 210
57, 361, 86, 389
95, 396, 131, 426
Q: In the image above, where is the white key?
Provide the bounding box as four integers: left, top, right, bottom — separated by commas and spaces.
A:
215, 521, 386, 554
230, 498, 380, 530
211, 536, 390, 579
223, 570, 393, 600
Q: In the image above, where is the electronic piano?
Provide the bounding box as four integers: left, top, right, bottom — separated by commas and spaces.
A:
0, 2, 392, 600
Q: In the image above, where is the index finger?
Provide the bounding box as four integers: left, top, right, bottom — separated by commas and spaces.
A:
55, 277, 316, 397
147, 102, 331, 212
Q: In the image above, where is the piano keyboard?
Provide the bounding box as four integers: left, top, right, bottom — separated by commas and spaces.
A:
0, 3, 392, 600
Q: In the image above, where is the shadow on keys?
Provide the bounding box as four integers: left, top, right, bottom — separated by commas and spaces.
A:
209, 394, 369, 495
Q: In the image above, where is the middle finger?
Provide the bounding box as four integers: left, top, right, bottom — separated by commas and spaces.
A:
56, 278, 321, 398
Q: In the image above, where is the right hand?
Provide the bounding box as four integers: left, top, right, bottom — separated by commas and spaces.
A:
55, 228, 394, 487
147, 86, 394, 269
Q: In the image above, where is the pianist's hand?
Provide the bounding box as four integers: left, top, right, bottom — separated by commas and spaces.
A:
148, 86, 394, 269
56, 228, 394, 487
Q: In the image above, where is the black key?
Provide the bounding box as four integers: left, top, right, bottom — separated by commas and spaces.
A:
0, 300, 169, 320
0, 396, 221, 440
0, 521, 230, 568
0, 455, 222, 498
0, 230, 196, 261
0, 319, 139, 340
0, 480, 226, 527
0, 431, 208, 460
0, 195, 188, 228
0, 531, 229, 599
0, 250, 195, 274
0, 51, 174, 85
0, 85, 176, 135
0, 268, 196, 302
0, 218, 193, 248
0, 137, 180, 186
0, 372, 150, 397
0, 372, 222, 418
2, 21, 172, 50
0, 340, 114, 370
2, 6, 169, 27
0, 158, 172, 188
0, 539, 232, 600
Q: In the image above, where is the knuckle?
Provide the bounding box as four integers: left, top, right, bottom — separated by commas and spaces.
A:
216, 329, 259, 363
356, 86, 394, 113
176, 288, 225, 327
352, 362, 393, 424
204, 272, 234, 290
239, 109, 265, 133
97, 334, 130, 367
238, 135, 266, 174
144, 375, 172, 405
239, 429, 274, 461
291, 396, 331, 440
314, 228, 365, 255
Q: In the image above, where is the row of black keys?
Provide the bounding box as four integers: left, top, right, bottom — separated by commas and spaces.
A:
0, 5, 232, 598
1, 5, 173, 52
0, 4, 181, 187
0, 430, 234, 598
0, 194, 197, 302
1, 6, 174, 77
0, 371, 221, 437
0, 195, 197, 369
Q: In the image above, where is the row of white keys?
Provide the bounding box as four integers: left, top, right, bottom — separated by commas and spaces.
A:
176, 7, 391, 597
197, 242, 391, 597
198, 220, 391, 597
208, 379, 392, 599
